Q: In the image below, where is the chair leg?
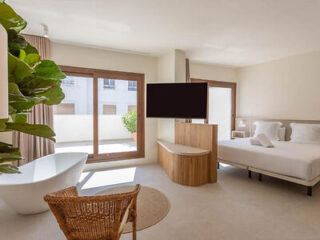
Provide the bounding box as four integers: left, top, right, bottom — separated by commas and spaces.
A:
133, 219, 137, 240
258, 173, 262, 181
132, 202, 137, 240
307, 186, 312, 197
248, 170, 252, 179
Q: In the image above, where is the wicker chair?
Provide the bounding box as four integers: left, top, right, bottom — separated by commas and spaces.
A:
44, 184, 141, 240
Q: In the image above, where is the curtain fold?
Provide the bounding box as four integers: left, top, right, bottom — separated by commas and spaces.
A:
13, 34, 55, 166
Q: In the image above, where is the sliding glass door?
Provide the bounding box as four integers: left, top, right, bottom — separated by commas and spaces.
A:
208, 87, 232, 140
53, 75, 94, 153
53, 66, 145, 162
97, 78, 137, 154
191, 79, 236, 141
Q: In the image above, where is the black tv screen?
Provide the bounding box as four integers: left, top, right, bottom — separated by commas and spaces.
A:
147, 83, 207, 119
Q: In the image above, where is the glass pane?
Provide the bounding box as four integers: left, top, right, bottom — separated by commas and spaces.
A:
98, 78, 137, 154
53, 75, 94, 154
208, 87, 232, 141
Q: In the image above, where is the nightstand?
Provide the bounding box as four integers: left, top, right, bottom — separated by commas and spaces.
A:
231, 130, 246, 139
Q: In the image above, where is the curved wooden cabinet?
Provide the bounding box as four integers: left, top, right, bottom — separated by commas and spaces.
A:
157, 123, 218, 186
158, 141, 212, 186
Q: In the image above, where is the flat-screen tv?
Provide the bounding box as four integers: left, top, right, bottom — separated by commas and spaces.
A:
147, 82, 207, 119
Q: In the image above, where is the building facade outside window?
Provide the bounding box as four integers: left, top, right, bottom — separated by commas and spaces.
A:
128, 81, 137, 91
103, 79, 115, 89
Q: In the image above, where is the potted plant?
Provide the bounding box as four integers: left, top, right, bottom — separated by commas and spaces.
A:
0, 1, 65, 174
122, 110, 137, 142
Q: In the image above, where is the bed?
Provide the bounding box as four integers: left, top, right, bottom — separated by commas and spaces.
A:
218, 118, 320, 196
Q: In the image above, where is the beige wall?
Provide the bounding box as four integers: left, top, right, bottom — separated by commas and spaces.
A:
190, 62, 237, 82
237, 51, 320, 120
51, 42, 159, 167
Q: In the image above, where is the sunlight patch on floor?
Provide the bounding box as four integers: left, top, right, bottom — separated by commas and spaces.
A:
81, 167, 136, 189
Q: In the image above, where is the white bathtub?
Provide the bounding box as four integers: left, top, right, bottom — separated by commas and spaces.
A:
0, 152, 88, 215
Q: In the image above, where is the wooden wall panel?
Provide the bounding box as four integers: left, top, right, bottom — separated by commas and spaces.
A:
174, 122, 218, 183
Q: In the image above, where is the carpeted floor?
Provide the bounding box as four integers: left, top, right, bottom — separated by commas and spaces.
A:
1, 164, 320, 240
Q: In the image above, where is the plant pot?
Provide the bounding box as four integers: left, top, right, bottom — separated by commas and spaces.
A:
132, 132, 137, 142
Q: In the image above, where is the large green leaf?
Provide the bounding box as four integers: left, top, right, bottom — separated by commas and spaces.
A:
9, 82, 47, 112
0, 152, 22, 162
8, 82, 27, 101
7, 29, 37, 53
10, 97, 47, 112
24, 53, 40, 67
11, 113, 27, 123
8, 53, 33, 83
8, 105, 17, 115
0, 118, 9, 131
36, 86, 65, 105
0, 164, 20, 174
0, 141, 22, 159
19, 77, 59, 95
34, 60, 66, 80
5, 122, 56, 142
0, 2, 26, 32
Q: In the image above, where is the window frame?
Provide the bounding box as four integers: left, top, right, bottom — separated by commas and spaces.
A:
59, 65, 145, 163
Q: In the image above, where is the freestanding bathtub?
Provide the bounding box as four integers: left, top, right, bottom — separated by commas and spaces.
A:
0, 152, 88, 215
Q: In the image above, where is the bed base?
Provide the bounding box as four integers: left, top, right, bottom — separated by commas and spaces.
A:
219, 159, 319, 196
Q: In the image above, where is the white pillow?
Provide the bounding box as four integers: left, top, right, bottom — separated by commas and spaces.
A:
278, 127, 286, 141
290, 123, 320, 144
254, 121, 282, 140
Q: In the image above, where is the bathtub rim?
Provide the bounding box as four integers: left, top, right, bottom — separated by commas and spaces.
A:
0, 152, 88, 187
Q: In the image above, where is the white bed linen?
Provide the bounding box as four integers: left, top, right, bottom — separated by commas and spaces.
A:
218, 138, 320, 181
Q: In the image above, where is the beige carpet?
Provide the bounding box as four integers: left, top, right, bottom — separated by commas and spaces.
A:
97, 185, 170, 233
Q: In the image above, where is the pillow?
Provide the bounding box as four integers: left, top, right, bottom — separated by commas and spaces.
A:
254, 121, 282, 140
256, 133, 274, 148
278, 127, 286, 141
290, 123, 320, 144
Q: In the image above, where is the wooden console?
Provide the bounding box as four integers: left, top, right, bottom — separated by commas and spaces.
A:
158, 122, 218, 186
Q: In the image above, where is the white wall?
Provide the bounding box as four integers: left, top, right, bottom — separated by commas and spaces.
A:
237, 51, 320, 120
51, 42, 159, 167
157, 50, 176, 142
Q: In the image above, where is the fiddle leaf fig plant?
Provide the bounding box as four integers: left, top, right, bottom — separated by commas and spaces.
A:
0, 1, 66, 174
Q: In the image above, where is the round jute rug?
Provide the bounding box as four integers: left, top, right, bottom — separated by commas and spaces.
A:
97, 186, 170, 233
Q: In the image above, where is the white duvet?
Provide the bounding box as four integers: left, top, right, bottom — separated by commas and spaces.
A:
218, 138, 320, 181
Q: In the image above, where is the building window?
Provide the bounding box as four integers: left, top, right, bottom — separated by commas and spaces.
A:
53, 103, 75, 115
128, 81, 137, 91
61, 78, 75, 87
128, 105, 136, 113
103, 79, 115, 89
103, 105, 116, 115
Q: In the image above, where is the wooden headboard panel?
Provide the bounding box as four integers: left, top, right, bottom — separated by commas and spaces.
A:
236, 117, 320, 141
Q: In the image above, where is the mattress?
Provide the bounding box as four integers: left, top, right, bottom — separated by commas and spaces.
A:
218, 138, 320, 181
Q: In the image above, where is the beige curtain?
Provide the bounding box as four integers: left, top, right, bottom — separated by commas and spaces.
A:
13, 34, 54, 166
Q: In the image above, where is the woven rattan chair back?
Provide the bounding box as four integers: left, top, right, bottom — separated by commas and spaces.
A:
44, 184, 141, 240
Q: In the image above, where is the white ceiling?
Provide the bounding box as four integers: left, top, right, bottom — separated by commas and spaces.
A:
7, 0, 320, 67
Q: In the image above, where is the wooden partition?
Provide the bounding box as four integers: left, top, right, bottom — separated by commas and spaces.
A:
175, 122, 218, 183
